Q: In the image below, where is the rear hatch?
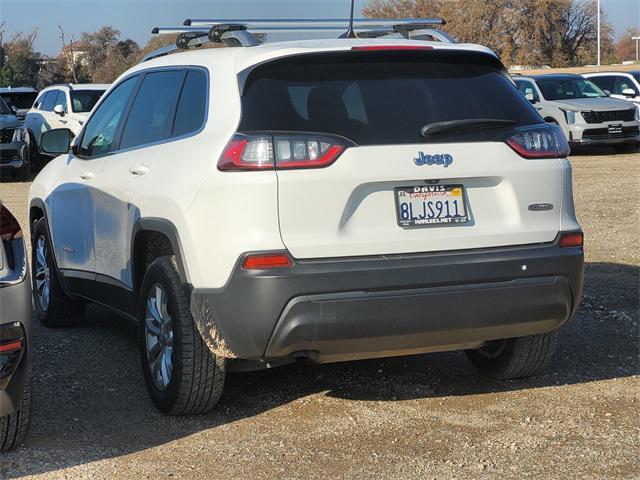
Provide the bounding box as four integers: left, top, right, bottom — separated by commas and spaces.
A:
238, 49, 564, 259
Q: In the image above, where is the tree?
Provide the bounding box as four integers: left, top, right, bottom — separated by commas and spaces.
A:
80, 26, 120, 79
615, 27, 640, 62
92, 39, 141, 83
0, 24, 41, 87
362, 0, 615, 67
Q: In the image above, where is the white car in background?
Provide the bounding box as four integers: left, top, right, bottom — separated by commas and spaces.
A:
25, 84, 108, 160
514, 74, 640, 151
583, 71, 640, 106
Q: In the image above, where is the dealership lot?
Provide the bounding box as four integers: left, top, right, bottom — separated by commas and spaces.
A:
0, 149, 638, 479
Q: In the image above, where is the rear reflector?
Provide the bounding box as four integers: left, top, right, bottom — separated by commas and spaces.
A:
506, 124, 570, 159
559, 232, 583, 247
0, 340, 22, 353
351, 45, 434, 51
242, 253, 294, 270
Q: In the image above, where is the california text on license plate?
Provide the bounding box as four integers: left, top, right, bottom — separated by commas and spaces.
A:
395, 185, 469, 227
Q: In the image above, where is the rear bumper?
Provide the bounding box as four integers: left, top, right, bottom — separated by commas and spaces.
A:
191, 238, 584, 363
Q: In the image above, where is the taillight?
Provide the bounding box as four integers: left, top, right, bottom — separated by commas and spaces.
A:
0, 203, 22, 241
506, 124, 570, 159
242, 252, 294, 270
559, 232, 583, 247
218, 133, 351, 171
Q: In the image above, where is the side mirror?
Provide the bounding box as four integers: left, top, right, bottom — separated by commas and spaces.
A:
525, 92, 537, 103
40, 128, 72, 156
621, 88, 636, 98
53, 104, 65, 116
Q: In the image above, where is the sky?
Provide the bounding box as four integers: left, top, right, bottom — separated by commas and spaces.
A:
0, 0, 638, 56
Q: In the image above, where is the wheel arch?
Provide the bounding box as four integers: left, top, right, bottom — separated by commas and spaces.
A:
131, 218, 191, 296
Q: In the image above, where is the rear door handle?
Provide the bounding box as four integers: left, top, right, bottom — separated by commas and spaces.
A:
129, 164, 149, 176
79, 171, 95, 180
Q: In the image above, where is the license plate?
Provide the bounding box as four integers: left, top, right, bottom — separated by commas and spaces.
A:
395, 185, 469, 227
608, 124, 623, 135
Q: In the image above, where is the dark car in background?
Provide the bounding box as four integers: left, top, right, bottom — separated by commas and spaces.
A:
0, 202, 32, 451
0, 96, 31, 181
0, 87, 39, 122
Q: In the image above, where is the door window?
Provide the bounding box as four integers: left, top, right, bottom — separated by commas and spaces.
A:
172, 69, 208, 137
79, 76, 138, 158
54, 91, 68, 113
40, 91, 59, 112
614, 77, 638, 95
119, 70, 184, 149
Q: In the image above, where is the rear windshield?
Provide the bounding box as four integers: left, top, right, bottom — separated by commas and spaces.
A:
71, 90, 106, 113
0, 92, 37, 110
239, 51, 542, 145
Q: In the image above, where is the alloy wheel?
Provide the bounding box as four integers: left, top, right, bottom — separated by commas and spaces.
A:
34, 235, 50, 313
144, 283, 174, 390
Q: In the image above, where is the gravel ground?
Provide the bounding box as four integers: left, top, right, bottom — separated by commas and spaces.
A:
0, 149, 638, 479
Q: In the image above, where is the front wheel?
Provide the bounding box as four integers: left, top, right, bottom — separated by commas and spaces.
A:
139, 256, 225, 415
466, 331, 558, 380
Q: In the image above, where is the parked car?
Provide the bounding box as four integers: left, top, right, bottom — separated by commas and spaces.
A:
0, 87, 38, 121
30, 32, 584, 416
25, 84, 108, 161
0, 96, 31, 180
0, 202, 32, 451
583, 71, 640, 106
513, 74, 640, 151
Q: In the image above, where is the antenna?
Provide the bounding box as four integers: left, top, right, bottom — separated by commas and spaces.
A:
341, 0, 357, 39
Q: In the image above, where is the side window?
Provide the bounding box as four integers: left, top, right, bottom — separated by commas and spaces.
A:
516, 80, 538, 102
54, 91, 68, 113
79, 76, 138, 158
119, 70, 184, 149
614, 77, 638, 95
589, 76, 615, 94
172, 69, 208, 137
40, 91, 59, 112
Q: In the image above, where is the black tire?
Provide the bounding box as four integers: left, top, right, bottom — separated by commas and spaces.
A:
31, 218, 84, 328
28, 132, 41, 173
0, 378, 32, 451
466, 331, 558, 380
139, 256, 225, 415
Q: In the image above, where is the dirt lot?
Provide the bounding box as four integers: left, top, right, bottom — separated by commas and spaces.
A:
0, 149, 638, 479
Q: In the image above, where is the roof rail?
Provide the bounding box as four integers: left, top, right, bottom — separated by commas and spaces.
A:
143, 17, 451, 63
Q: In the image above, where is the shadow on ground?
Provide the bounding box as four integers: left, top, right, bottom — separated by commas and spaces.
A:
1, 261, 638, 477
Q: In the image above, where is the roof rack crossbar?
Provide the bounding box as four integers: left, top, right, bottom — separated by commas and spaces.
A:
143, 17, 452, 62
183, 18, 446, 28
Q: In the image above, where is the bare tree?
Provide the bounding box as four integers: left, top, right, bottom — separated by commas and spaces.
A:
58, 25, 78, 83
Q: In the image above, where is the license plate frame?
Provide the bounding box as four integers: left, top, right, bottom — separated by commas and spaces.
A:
394, 184, 470, 228
608, 124, 623, 136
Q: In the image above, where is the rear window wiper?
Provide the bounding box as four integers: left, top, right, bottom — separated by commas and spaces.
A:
420, 119, 517, 138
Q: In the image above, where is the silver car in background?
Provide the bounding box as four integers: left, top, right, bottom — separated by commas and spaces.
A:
0, 202, 32, 451
514, 73, 640, 152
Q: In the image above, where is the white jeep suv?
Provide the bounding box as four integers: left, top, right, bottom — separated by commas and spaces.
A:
28, 30, 584, 415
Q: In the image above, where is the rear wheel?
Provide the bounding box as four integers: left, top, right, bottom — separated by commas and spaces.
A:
139, 256, 225, 415
466, 331, 558, 380
0, 378, 32, 451
31, 218, 84, 327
